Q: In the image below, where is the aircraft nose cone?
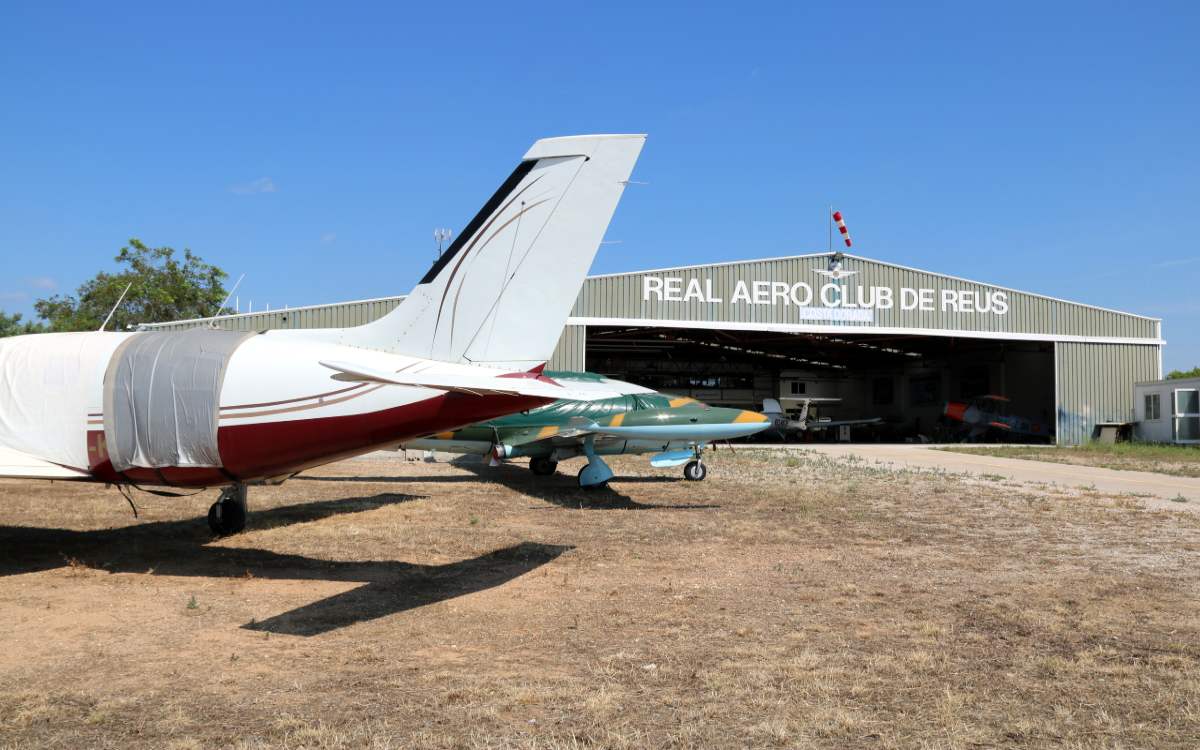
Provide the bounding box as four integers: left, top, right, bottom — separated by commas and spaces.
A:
733, 409, 769, 424
712, 408, 771, 437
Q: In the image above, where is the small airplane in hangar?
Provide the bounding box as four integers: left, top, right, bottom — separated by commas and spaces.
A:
761, 397, 883, 441
402, 371, 771, 488
942, 395, 1052, 442
0, 134, 646, 534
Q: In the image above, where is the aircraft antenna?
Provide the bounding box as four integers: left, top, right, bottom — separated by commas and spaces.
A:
210, 274, 246, 328
98, 281, 134, 332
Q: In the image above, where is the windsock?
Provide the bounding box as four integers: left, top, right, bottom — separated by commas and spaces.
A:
832, 210, 852, 248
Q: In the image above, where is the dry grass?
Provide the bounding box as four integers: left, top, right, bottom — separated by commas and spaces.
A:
1, 449, 1199, 748
939, 442, 1200, 477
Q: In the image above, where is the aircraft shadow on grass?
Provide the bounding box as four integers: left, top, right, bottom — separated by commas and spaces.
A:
0, 492, 570, 637
298, 459, 722, 511
450, 458, 722, 511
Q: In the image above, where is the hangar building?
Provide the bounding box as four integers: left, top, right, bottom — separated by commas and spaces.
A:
150, 253, 1164, 445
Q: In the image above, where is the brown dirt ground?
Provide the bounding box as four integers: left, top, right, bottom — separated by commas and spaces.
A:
1, 450, 1199, 749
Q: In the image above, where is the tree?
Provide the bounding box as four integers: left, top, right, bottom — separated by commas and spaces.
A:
0, 311, 45, 337
1167, 366, 1200, 380
33, 239, 229, 332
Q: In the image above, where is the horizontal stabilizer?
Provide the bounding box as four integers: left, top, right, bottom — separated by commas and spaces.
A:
318, 360, 603, 401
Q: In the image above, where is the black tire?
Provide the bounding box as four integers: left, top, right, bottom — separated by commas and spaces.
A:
530, 456, 558, 476
207, 499, 247, 536
577, 465, 608, 491
683, 460, 707, 481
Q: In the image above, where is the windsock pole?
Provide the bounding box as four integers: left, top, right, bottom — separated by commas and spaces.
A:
828, 205, 833, 254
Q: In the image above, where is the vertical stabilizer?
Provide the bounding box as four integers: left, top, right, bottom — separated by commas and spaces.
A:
342, 134, 645, 369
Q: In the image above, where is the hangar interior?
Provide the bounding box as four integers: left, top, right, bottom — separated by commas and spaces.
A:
583, 326, 1055, 442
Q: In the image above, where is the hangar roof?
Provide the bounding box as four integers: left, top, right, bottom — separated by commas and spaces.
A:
570, 253, 1162, 345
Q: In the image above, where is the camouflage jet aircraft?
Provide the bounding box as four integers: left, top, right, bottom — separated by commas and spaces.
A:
402, 372, 770, 489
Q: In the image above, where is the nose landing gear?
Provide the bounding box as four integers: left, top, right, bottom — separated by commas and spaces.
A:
208, 484, 248, 536
683, 460, 707, 481
683, 446, 708, 481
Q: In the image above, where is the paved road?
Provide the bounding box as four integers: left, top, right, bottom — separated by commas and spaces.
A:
760, 443, 1200, 509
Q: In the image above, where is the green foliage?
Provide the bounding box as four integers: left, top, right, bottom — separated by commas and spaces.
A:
33, 239, 229, 332
0, 310, 45, 337
1167, 366, 1200, 380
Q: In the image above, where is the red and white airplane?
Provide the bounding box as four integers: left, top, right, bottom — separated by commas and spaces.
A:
0, 134, 646, 533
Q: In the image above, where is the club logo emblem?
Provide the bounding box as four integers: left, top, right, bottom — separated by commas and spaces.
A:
813, 263, 857, 281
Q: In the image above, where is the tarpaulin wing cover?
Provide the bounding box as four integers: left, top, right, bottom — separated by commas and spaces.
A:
0, 331, 127, 471
104, 329, 251, 472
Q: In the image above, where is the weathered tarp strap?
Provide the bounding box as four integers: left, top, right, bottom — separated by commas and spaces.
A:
103, 329, 252, 472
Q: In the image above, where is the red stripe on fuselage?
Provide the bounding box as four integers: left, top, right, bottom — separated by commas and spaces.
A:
88, 392, 551, 487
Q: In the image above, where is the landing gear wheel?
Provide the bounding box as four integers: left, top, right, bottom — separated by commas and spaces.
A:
207, 485, 247, 536
530, 456, 559, 476
577, 465, 608, 491
683, 460, 707, 481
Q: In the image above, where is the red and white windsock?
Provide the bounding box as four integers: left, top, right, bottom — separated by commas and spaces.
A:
832, 210, 852, 248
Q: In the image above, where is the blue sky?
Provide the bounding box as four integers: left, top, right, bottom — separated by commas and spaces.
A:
1, 2, 1197, 369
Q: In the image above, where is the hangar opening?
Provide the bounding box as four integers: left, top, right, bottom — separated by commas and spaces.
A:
582, 326, 1056, 442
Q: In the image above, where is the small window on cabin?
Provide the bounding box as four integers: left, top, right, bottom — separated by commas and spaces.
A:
1145, 393, 1161, 421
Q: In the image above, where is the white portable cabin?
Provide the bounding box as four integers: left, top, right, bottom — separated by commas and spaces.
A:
1133, 376, 1200, 445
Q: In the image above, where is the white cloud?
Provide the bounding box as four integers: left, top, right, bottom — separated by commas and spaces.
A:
320, 232, 337, 244
25, 276, 56, 290
0, 291, 28, 303
230, 177, 277, 195
1149, 257, 1200, 269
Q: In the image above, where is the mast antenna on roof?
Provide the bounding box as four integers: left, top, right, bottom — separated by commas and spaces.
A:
98, 281, 134, 332
433, 228, 454, 258
210, 273, 245, 328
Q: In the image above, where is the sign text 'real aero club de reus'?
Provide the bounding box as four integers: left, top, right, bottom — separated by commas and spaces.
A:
641, 267, 1009, 323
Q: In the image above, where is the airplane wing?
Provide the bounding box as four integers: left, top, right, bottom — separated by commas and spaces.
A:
805, 417, 884, 431
319, 361, 604, 401
0, 445, 90, 480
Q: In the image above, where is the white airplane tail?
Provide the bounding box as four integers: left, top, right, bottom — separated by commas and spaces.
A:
341, 134, 646, 370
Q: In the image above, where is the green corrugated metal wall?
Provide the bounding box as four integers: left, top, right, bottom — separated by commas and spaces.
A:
147, 297, 406, 332
1055, 342, 1161, 445
548, 326, 586, 372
